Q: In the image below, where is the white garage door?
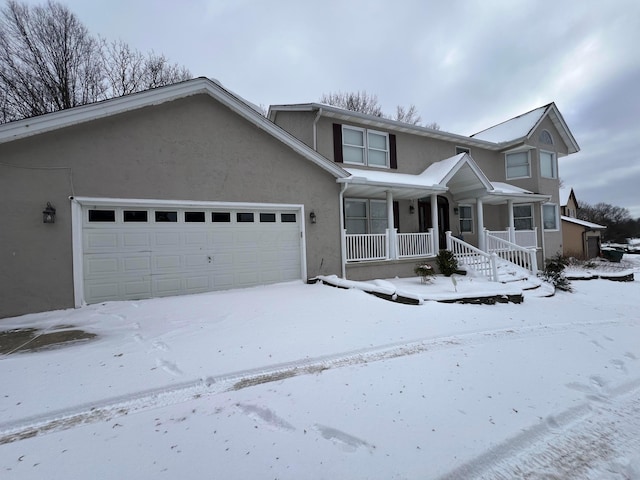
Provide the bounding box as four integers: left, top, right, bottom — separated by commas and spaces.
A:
80, 203, 303, 304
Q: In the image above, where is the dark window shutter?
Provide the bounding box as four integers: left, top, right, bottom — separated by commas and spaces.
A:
389, 134, 397, 169
393, 201, 399, 230
333, 123, 343, 163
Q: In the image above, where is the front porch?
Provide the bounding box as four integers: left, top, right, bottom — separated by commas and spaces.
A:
338, 153, 551, 282
345, 228, 540, 281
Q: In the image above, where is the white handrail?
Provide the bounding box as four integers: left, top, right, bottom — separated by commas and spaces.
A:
485, 230, 538, 275
446, 232, 498, 281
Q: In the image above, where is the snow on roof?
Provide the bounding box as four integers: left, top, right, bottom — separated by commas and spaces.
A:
342, 167, 442, 189
559, 186, 573, 206
561, 215, 606, 229
489, 182, 533, 195
421, 153, 467, 184
471, 105, 549, 143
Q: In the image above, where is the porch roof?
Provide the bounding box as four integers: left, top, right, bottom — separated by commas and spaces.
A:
337, 153, 494, 201
480, 182, 551, 205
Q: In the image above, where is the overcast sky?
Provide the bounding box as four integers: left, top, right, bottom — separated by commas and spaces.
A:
22, 0, 640, 218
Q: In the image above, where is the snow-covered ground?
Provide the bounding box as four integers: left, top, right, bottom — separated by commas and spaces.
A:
1, 256, 640, 479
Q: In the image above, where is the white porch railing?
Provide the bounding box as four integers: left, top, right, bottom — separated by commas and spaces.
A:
446, 231, 498, 281
485, 230, 538, 275
397, 230, 435, 258
486, 228, 538, 249
345, 231, 388, 261
345, 229, 435, 262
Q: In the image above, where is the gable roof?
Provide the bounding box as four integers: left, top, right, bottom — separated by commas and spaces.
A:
471, 102, 580, 154
0, 77, 348, 179
559, 186, 574, 206
269, 103, 505, 151
561, 216, 606, 230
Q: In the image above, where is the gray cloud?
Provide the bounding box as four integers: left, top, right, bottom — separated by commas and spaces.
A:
18, 0, 640, 218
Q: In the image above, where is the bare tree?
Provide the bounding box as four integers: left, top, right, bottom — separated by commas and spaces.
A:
0, 0, 191, 123
320, 90, 384, 117
0, 0, 103, 120
393, 104, 421, 125
423, 121, 441, 130
320, 90, 436, 127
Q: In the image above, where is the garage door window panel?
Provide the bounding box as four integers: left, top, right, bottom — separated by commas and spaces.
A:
185, 212, 205, 222
237, 213, 254, 223
281, 213, 297, 223
88, 210, 116, 222
155, 211, 177, 222
212, 212, 231, 222
260, 213, 276, 222
124, 210, 148, 222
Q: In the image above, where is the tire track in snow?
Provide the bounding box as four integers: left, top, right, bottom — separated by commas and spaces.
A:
437, 379, 640, 480
0, 318, 636, 445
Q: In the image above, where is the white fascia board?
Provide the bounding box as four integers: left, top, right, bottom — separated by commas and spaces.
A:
439, 154, 494, 191
0, 78, 348, 180
71, 196, 305, 210
0, 79, 211, 144
486, 191, 551, 203
272, 103, 502, 151
336, 177, 447, 193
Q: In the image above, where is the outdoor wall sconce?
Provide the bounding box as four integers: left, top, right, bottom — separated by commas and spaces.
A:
453, 207, 459, 215
309, 211, 317, 224
42, 202, 56, 224
409, 202, 415, 214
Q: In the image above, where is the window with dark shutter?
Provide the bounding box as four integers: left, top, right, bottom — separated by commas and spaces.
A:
333, 123, 343, 163
389, 134, 397, 169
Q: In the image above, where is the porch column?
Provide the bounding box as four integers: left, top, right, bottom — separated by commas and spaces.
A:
431, 193, 439, 251
507, 199, 515, 243
476, 198, 485, 251
386, 190, 397, 259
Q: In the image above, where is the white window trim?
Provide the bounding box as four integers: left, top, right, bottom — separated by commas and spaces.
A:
539, 149, 558, 179
542, 203, 560, 231
513, 203, 534, 231
342, 125, 390, 168
344, 198, 388, 234
505, 151, 531, 180
458, 204, 474, 233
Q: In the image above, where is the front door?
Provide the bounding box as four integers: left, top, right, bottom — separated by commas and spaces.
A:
418, 196, 450, 249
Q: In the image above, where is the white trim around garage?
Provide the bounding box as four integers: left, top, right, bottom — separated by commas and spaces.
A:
70, 196, 307, 306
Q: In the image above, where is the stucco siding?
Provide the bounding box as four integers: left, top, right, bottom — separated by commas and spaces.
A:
0, 94, 341, 318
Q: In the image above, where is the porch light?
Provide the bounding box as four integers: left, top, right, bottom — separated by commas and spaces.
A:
453, 207, 459, 215
42, 202, 56, 224
409, 203, 415, 214
309, 211, 317, 224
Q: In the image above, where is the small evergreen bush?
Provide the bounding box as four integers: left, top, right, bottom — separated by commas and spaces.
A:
541, 253, 572, 292
436, 250, 458, 277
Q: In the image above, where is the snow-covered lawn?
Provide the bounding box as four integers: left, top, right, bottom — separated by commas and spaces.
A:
1, 256, 640, 479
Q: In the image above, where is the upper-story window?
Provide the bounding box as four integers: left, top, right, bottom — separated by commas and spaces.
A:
342, 126, 389, 167
540, 150, 558, 179
506, 151, 531, 179
538, 130, 554, 145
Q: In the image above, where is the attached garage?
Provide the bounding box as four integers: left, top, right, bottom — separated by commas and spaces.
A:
72, 198, 306, 305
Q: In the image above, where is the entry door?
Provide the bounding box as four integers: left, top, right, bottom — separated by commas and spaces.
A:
418, 196, 450, 248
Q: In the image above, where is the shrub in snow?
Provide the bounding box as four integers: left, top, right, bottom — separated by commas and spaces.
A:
436, 250, 458, 277
414, 264, 435, 283
541, 253, 572, 292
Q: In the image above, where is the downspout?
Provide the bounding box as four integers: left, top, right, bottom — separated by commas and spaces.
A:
339, 183, 348, 279
313, 107, 323, 151
539, 203, 546, 262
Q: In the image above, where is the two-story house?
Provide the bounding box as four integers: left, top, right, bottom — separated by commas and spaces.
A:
269, 102, 579, 280
0, 78, 580, 318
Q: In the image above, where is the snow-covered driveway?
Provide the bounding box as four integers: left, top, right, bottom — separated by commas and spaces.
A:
1, 261, 639, 479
